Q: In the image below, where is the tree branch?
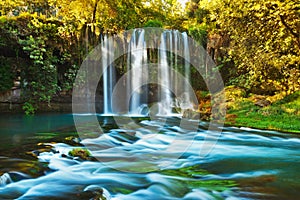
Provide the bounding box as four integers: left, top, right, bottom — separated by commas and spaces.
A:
279, 14, 300, 48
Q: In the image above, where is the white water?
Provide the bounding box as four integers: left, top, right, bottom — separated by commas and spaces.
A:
101, 29, 193, 116
102, 35, 115, 114
182, 32, 191, 107
158, 31, 173, 115
1, 116, 300, 199
128, 29, 147, 114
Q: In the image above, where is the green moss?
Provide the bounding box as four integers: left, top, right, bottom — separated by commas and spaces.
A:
161, 165, 209, 178
68, 148, 91, 160
111, 188, 133, 195
187, 179, 237, 191
159, 165, 238, 196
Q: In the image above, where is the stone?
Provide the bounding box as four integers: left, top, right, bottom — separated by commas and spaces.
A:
254, 99, 271, 107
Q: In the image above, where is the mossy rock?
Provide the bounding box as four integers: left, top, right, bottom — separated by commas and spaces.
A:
182, 109, 201, 119
160, 165, 209, 178
79, 186, 110, 200
68, 148, 92, 160
159, 165, 238, 196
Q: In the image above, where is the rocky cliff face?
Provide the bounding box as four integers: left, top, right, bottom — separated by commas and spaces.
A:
0, 89, 73, 113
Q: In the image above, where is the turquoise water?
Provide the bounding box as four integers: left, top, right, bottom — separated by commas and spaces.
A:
0, 113, 299, 199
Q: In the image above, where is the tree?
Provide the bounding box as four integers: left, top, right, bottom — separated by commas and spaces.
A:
0, 0, 189, 114
200, 0, 300, 94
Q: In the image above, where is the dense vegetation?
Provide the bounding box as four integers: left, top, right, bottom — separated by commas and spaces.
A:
196, 0, 300, 95
0, 0, 186, 113
0, 0, 299, 121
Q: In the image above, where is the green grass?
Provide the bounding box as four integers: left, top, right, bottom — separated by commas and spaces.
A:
226, 91, 300, 133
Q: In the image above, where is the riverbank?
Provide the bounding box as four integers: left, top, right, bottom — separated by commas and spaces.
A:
222, 87, 300, 134
1, 86, 299, 134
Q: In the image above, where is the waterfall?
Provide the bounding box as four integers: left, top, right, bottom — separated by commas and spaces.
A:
102, 35, 115, 114
173, 30, 179, 99
127, 29, 146, 114
181, 32, 193, 110
100, 29, 193, 116
157, 31, 173, 115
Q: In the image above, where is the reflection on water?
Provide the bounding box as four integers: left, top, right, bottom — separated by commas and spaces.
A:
0, 114, 299, 199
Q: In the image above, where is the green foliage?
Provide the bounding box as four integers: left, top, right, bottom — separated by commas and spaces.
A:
22, 101, 36, 115
62, 64, 79, 91
0, 57, 14, 92
142, 0, 185, 30
144, 19, 163, 28
2, 0, 298, 119
199, 0, 300, 93
225, 86, 247, 101
185, 0, 211, 25
18, 18, 59, 105
188, 25, 207, 46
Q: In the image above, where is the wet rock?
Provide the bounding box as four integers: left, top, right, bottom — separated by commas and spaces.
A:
64, 136, 82, 146
8, 171, 30, 182
82, 185, 111, 200
68, 148, 93, 161
26, 150, 41, 158
26, 145, 59, 158
182, 109, 212, 121
50, 148, 59, 154
182, 109, 201, 119
61, 153, 68, 158
0, 173, 12, 186
0, 171, 30, 186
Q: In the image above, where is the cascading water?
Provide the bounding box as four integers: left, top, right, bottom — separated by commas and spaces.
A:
128, 29, 147, 114
101, 29, 193, 116
157, 31, 173, 115
179, 32, 194, 111
173, 30, 180, 100
102, 35, 115, 114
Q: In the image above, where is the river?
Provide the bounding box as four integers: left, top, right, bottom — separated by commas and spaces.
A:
0, 113, 299, 199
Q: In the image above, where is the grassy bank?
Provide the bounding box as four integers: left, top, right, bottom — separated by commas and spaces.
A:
223, 87, 300, 133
